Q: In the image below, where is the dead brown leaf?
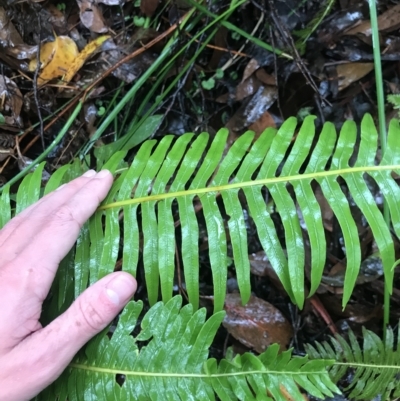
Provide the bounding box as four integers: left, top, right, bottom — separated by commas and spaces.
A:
0, 7, 37, 62
249, 250, 286, 292
140, 0, 159, 17
78, 0, 108, 33
223, 293, 293, 353
320, 293, 381, 324
207, 27, 227, 70
216, 75, 261, 103
248, 110, 276, 135
336, 62, 374, 91
0, 133, 15, 161
45, 4, 70, 35
346, 4, 400, 36
97, 0, 121, 5
314, 186, 333, 232
242, 58, 260, 82
0, 76, 23, 127
249, 251, 275, 277
103, 31, 158, 83
278, 384, 309, 401
255, 68, 276, 86
0, 7, 23, 47
225, 85, 278, 142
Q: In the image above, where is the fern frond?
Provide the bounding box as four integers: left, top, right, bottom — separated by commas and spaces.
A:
305, 325, 400, 400
2, 115, 399, 312
94, 114, 400, 311
40, 296, 338, 401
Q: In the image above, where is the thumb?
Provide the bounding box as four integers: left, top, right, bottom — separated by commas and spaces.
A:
54, 271, 137, 349
23, 272, 137, 388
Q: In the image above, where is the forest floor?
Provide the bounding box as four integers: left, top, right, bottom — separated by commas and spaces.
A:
1, 0, 400, 398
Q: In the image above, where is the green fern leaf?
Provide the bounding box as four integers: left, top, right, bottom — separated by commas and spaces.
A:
2, 115, 399, 312
41, 296, 337, 401
306, 325, 400, 400
95, 114, 400, 310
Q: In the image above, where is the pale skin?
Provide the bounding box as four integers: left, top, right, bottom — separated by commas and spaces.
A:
0, 169, 137, 401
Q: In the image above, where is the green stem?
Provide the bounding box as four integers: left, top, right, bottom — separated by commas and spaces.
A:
369, 0, 390, 330
369, 2, 387, 150
121, 27, 219, 151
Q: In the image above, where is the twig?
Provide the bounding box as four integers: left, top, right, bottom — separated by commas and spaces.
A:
184, 33, 249, 57
310, 295, 338, 335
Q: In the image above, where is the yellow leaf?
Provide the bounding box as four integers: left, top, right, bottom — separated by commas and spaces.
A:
40, 36, 79, 81
63, 35, 110, 83
28, 41, 56, 72
31, 36, 79, 83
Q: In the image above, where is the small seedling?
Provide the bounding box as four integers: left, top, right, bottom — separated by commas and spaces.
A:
134, 16, 146, 27
215, 69, 224, 79
97, 106, 106, 117
202, 77, 215, 90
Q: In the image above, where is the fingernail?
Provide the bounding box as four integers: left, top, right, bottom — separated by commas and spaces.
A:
83, 169, 96, 178
56, 183, 66, 191
106, 275, 135, 306
97, 169, 111, 179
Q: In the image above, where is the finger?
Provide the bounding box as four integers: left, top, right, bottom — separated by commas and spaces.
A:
13, 169, 114, 295
2, 272, 136, 401
0, 170, 95, 249
0, 170, 110, 264
52, 272, 137, 349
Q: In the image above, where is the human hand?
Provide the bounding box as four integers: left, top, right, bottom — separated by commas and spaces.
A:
0, 170, 137, 401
